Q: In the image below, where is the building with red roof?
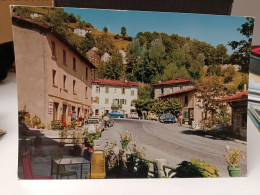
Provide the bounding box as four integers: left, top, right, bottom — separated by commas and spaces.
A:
92, 79, 138, 117
158, 86, 202, 128
154, 78, 193, 99
218, 90, 248, 138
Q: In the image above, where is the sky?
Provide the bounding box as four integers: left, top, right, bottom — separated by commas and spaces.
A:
64, 8, 251, 54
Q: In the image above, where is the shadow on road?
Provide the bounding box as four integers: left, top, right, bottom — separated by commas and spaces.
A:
181, 129, 231, 141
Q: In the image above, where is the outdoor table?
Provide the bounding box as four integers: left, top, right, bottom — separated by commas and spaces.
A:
53, 157, 90, 179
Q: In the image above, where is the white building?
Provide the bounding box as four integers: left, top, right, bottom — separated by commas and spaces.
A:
92, 79, 138, 117
101, 52, 111, 62
73, 28, 91, 37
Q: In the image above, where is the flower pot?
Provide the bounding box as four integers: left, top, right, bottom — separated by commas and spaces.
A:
121, 143, 128, 150
137, 166, 149, 178
88, 146, 93, 152
95, 135, 100, 140
227, 166, 240, 177
126, 161, 135, 172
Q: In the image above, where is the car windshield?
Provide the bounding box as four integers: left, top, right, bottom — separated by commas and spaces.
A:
85, 119, 99, 124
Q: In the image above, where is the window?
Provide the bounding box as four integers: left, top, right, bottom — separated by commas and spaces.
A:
63, 75, 67, 89
121, 99, 127, 105
73, 57, 76, 71
63, 49, 66, 65
170, 88, 173, 93
95, 109, 99, 116
73, 80, 76, 93
51, 41, 56, 57
122, 88, 125, 95
52, 70, 56, 85
96, 86, 100, 93
85, 87, 88, 98
86, 67, 88, 80
131, 90, 134, 96
180, 86, 183, 91
161, 88, 164, 95
105, 98, 109, 104
77, 107, 81, 117
105, 87, 109, 93
184, 111, 189, 119
185, 95, 189, 105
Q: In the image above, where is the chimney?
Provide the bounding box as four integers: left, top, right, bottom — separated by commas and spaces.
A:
244, 84, 247, 91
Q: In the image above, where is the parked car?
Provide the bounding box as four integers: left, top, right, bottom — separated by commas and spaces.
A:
82, 118, 104, 134
106, 111, 124, 118
160, 114, 176, 123
147, 113, 158, 121
129, 112, 139, 119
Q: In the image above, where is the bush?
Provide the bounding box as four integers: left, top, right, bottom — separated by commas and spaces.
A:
37, 123, 45, 129
32, 115, 41, 127
173, 159, 219, 178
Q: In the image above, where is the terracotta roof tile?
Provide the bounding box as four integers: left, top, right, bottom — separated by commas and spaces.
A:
93, 79, 138, 87
218, 90, 248, 102
154, 78, 191, 86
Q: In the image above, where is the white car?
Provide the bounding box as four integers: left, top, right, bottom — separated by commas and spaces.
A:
129, 112, 139, 119
82, 118, 104, 134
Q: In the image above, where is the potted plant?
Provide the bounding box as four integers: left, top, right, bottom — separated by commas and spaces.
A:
70, 144, 82, 156
126, 154, 136, 172
224, 146, 245, 177
84, 135, 94, 151
95, 127, 101, 140
137, 159, 150, 178
58, 128, 68, 147
119, 131, 133, 150
32, 115, 41, 129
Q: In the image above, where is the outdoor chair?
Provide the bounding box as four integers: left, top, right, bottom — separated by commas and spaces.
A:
86, 150, 106, 179
51, 150, 78, 179
21, 152, 53, 179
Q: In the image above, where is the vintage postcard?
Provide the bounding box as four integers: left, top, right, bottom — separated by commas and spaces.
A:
12, 6, 254, 179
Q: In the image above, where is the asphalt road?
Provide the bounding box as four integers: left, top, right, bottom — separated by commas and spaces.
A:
101, 118, 247, 177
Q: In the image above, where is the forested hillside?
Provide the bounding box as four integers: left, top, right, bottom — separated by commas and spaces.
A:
13, 7, 252, 95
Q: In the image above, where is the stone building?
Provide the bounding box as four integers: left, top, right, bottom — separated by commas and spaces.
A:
92, 79, 138, 117
12, 16, 96, 129
158, 88, 202, 127
218, 90, 248, 139
153, 78, 194, 99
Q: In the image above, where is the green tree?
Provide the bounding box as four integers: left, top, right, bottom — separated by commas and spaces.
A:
221, 66, 236, 83
165, 98, 183, 116
228, 17, 255, 73
132, 99, 155, 116
103, 26, 108, 33
79, 33, 95, 54
151, 99, 168, 116
101, 52, 124, 80
121, 26, 127, 37
138, 83, 153, 99
215, 44, 228, 64
206, 65, 221, 76
188, 53, 205, 80
195, 75, 231, 129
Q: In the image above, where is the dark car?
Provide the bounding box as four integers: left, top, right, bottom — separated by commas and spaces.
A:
160, 114, 176, 123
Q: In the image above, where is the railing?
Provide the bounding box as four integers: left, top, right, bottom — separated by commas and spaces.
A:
134, 156, 159, 178
162, 165, 176, 178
